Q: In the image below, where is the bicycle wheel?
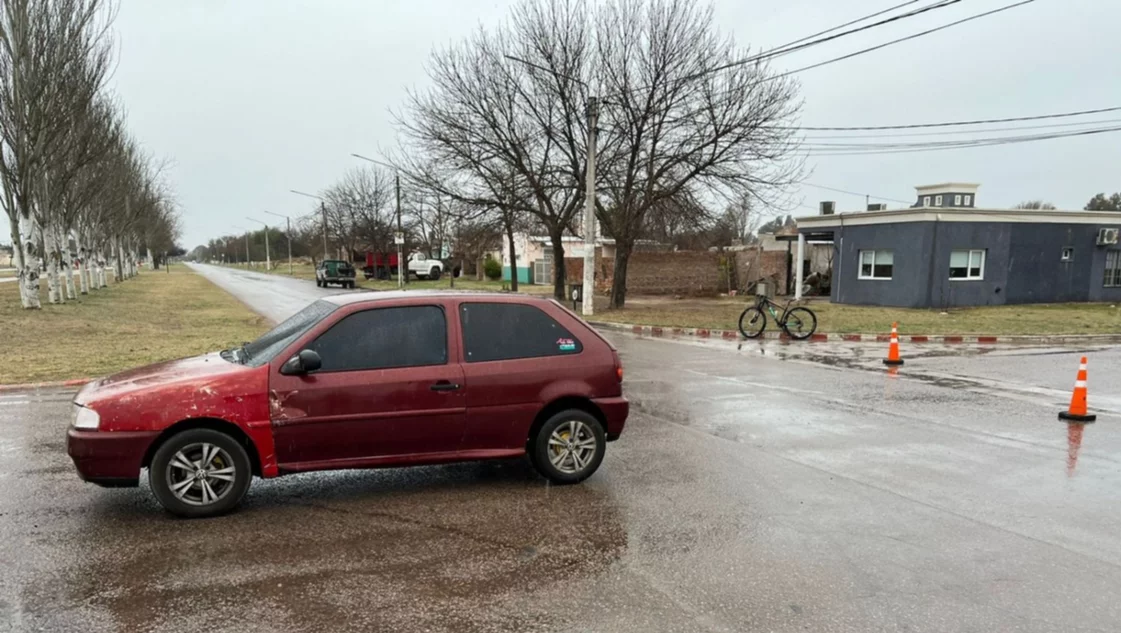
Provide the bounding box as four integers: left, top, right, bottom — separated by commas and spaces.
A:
738, 307, 767, 339
782, 307, 817, 340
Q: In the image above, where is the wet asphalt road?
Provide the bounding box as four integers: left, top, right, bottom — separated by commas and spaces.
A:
2, 264, 1119, 632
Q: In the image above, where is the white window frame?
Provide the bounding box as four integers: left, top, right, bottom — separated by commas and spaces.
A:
934, 195, 943, 206
858, 249, 894, 280
964, 195, 972, 206
1105, 251, 1121, 287
1061, 247, 1073, 262
922, 196, 931, 207
954, 194, 962, 206
949, 249, 986, 281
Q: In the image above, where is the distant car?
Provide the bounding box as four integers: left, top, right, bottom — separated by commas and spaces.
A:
315, 259, 355, 288
408, 254, 444, 280
66, 291, 628, 518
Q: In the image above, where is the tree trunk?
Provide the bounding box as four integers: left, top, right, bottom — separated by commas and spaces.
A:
76, 231, 89, 294
548, 229, 567, 301
608, 239, 634, 309
114, 238, 124, 282
44, 219, 61, 304
476, 255, 484, 281
147, 247, 156, 270
61, 229, 76, 300
505, 224, 518, 292
17, 215, 42, 309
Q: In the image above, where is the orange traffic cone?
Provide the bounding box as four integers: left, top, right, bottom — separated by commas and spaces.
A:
883, 322, 904, 366
1059, 356, 1096, 422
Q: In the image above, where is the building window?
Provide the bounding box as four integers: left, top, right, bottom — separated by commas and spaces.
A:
954, 194, 962, 206
923, 196, 931, 207
935, 195, 943, 206
949, 249, 985, 280
1106, 251, 1121, 287
1061, 247, 1074, 262
964, 195, 972, 206
859, 250, 894, 280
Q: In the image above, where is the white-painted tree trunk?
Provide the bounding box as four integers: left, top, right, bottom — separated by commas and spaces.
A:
17, 215, 41, 309
44, 219, 61, 304
113, 238, 124, 282
76, 230, 89, 295
146, 247, 154, 271
62, 234, 76, 301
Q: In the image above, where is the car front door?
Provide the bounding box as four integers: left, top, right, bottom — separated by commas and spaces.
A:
269, 301, 466, 470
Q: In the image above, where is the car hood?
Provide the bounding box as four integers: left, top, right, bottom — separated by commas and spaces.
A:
75, 352, 254, 405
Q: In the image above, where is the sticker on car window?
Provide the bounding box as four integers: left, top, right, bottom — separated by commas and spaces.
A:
557, 338, 577, 352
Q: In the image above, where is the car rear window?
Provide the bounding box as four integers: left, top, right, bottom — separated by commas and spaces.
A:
459, 302, 582, 363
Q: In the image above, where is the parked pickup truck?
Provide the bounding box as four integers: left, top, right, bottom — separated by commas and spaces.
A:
315, 259, 355, 288
408, 254, 444, 280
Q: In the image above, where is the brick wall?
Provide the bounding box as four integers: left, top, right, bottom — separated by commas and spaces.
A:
565, 250, 732, 296
735, 248, 790, 296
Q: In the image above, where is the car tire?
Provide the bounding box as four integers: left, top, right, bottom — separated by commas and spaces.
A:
316, 279, 323, 287
530, 410, 605, 484
429, 266, 441, 281
148, 428, 253, 519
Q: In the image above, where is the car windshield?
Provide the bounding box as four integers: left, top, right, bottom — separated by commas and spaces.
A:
239, 300, 337, 367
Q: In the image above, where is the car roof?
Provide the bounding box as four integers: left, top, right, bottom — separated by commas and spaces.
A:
320, 290, 555, 307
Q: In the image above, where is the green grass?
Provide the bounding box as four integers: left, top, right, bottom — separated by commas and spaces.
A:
1, 264, 268, 384
588, 296, 1121, 336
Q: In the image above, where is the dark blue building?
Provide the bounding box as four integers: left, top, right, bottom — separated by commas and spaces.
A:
797, 185, 1121, 308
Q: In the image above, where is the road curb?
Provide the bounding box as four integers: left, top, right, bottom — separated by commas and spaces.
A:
587, 321, 1121, 345
0, 378, 90, 392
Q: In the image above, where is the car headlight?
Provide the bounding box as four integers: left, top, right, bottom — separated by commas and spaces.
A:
73, 405, 100, 430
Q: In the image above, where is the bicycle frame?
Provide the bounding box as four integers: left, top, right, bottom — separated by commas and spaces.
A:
755, 296, 794, 324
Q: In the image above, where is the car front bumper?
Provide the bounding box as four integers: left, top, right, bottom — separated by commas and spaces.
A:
67, 428, 159, 487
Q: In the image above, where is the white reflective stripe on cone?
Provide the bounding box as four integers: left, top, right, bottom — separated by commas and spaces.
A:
1074, 380, 1087, 388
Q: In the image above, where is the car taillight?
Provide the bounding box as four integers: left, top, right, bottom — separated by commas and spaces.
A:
613, 352, 623, 382
616, 365, 624, 382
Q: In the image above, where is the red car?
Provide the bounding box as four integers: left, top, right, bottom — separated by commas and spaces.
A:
67, 291, 627, 518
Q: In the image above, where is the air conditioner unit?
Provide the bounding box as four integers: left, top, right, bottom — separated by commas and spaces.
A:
1097, 228, 1120, 245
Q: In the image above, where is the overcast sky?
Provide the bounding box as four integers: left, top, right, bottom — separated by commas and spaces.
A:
109, 0, 1121, 249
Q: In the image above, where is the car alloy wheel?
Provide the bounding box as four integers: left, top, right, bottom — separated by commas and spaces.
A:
547, 419, 597, 474
165, 442, 237, 506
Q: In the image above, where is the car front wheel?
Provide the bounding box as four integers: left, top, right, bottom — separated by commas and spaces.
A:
149, 428, 252, 518
531, 410, 605, 484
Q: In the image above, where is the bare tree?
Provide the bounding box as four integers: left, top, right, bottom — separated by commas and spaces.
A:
394, 0, 592, 300
1014, 200, 1057, 210
593, 0, 802, 307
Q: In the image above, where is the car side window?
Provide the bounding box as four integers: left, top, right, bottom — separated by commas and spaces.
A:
305, 306, 447, 372
460, 302, 582, 363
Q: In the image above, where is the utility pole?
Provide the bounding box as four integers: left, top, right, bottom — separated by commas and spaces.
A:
582, 96, 599, 317
396, 172, 404, 288
320, 201, 329, 260
265, 210, 293, 275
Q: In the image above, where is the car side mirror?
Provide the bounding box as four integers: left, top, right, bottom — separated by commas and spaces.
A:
281, 349, 323, 375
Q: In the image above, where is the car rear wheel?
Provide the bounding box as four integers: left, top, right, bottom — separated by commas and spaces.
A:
531, 410, 605, 484
149, 429, 252, 519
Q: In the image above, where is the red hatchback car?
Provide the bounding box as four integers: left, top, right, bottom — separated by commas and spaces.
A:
67, 291, 628, 518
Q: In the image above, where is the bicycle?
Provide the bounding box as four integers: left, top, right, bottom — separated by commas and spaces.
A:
737, 295, 818, 340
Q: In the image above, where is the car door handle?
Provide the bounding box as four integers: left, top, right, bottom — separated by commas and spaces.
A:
430, 381, 461, 392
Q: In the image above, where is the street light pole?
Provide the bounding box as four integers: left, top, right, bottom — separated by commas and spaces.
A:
351, 153, 405, 289
582, 96, 598, 316
247, 217, 271, 270
320, 201, 329, 261
264, 210, 293, 275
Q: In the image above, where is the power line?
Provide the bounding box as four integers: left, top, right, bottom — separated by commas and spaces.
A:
799, 124, 1121, 157
792, 104, 1121, 131
603, 0, 949, 101
775, 0, 1037, 78
693, 0, 963, 80
802, 118, 1121, 139
803, 183, 912, 204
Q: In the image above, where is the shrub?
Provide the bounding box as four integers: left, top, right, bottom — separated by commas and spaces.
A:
484, 254, 502, 280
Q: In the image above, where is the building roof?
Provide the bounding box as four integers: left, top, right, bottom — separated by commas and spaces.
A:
914, 182, 980, 195
796, 207, 1121, 229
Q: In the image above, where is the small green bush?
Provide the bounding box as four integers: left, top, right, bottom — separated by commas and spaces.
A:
484, 254, 502, 280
